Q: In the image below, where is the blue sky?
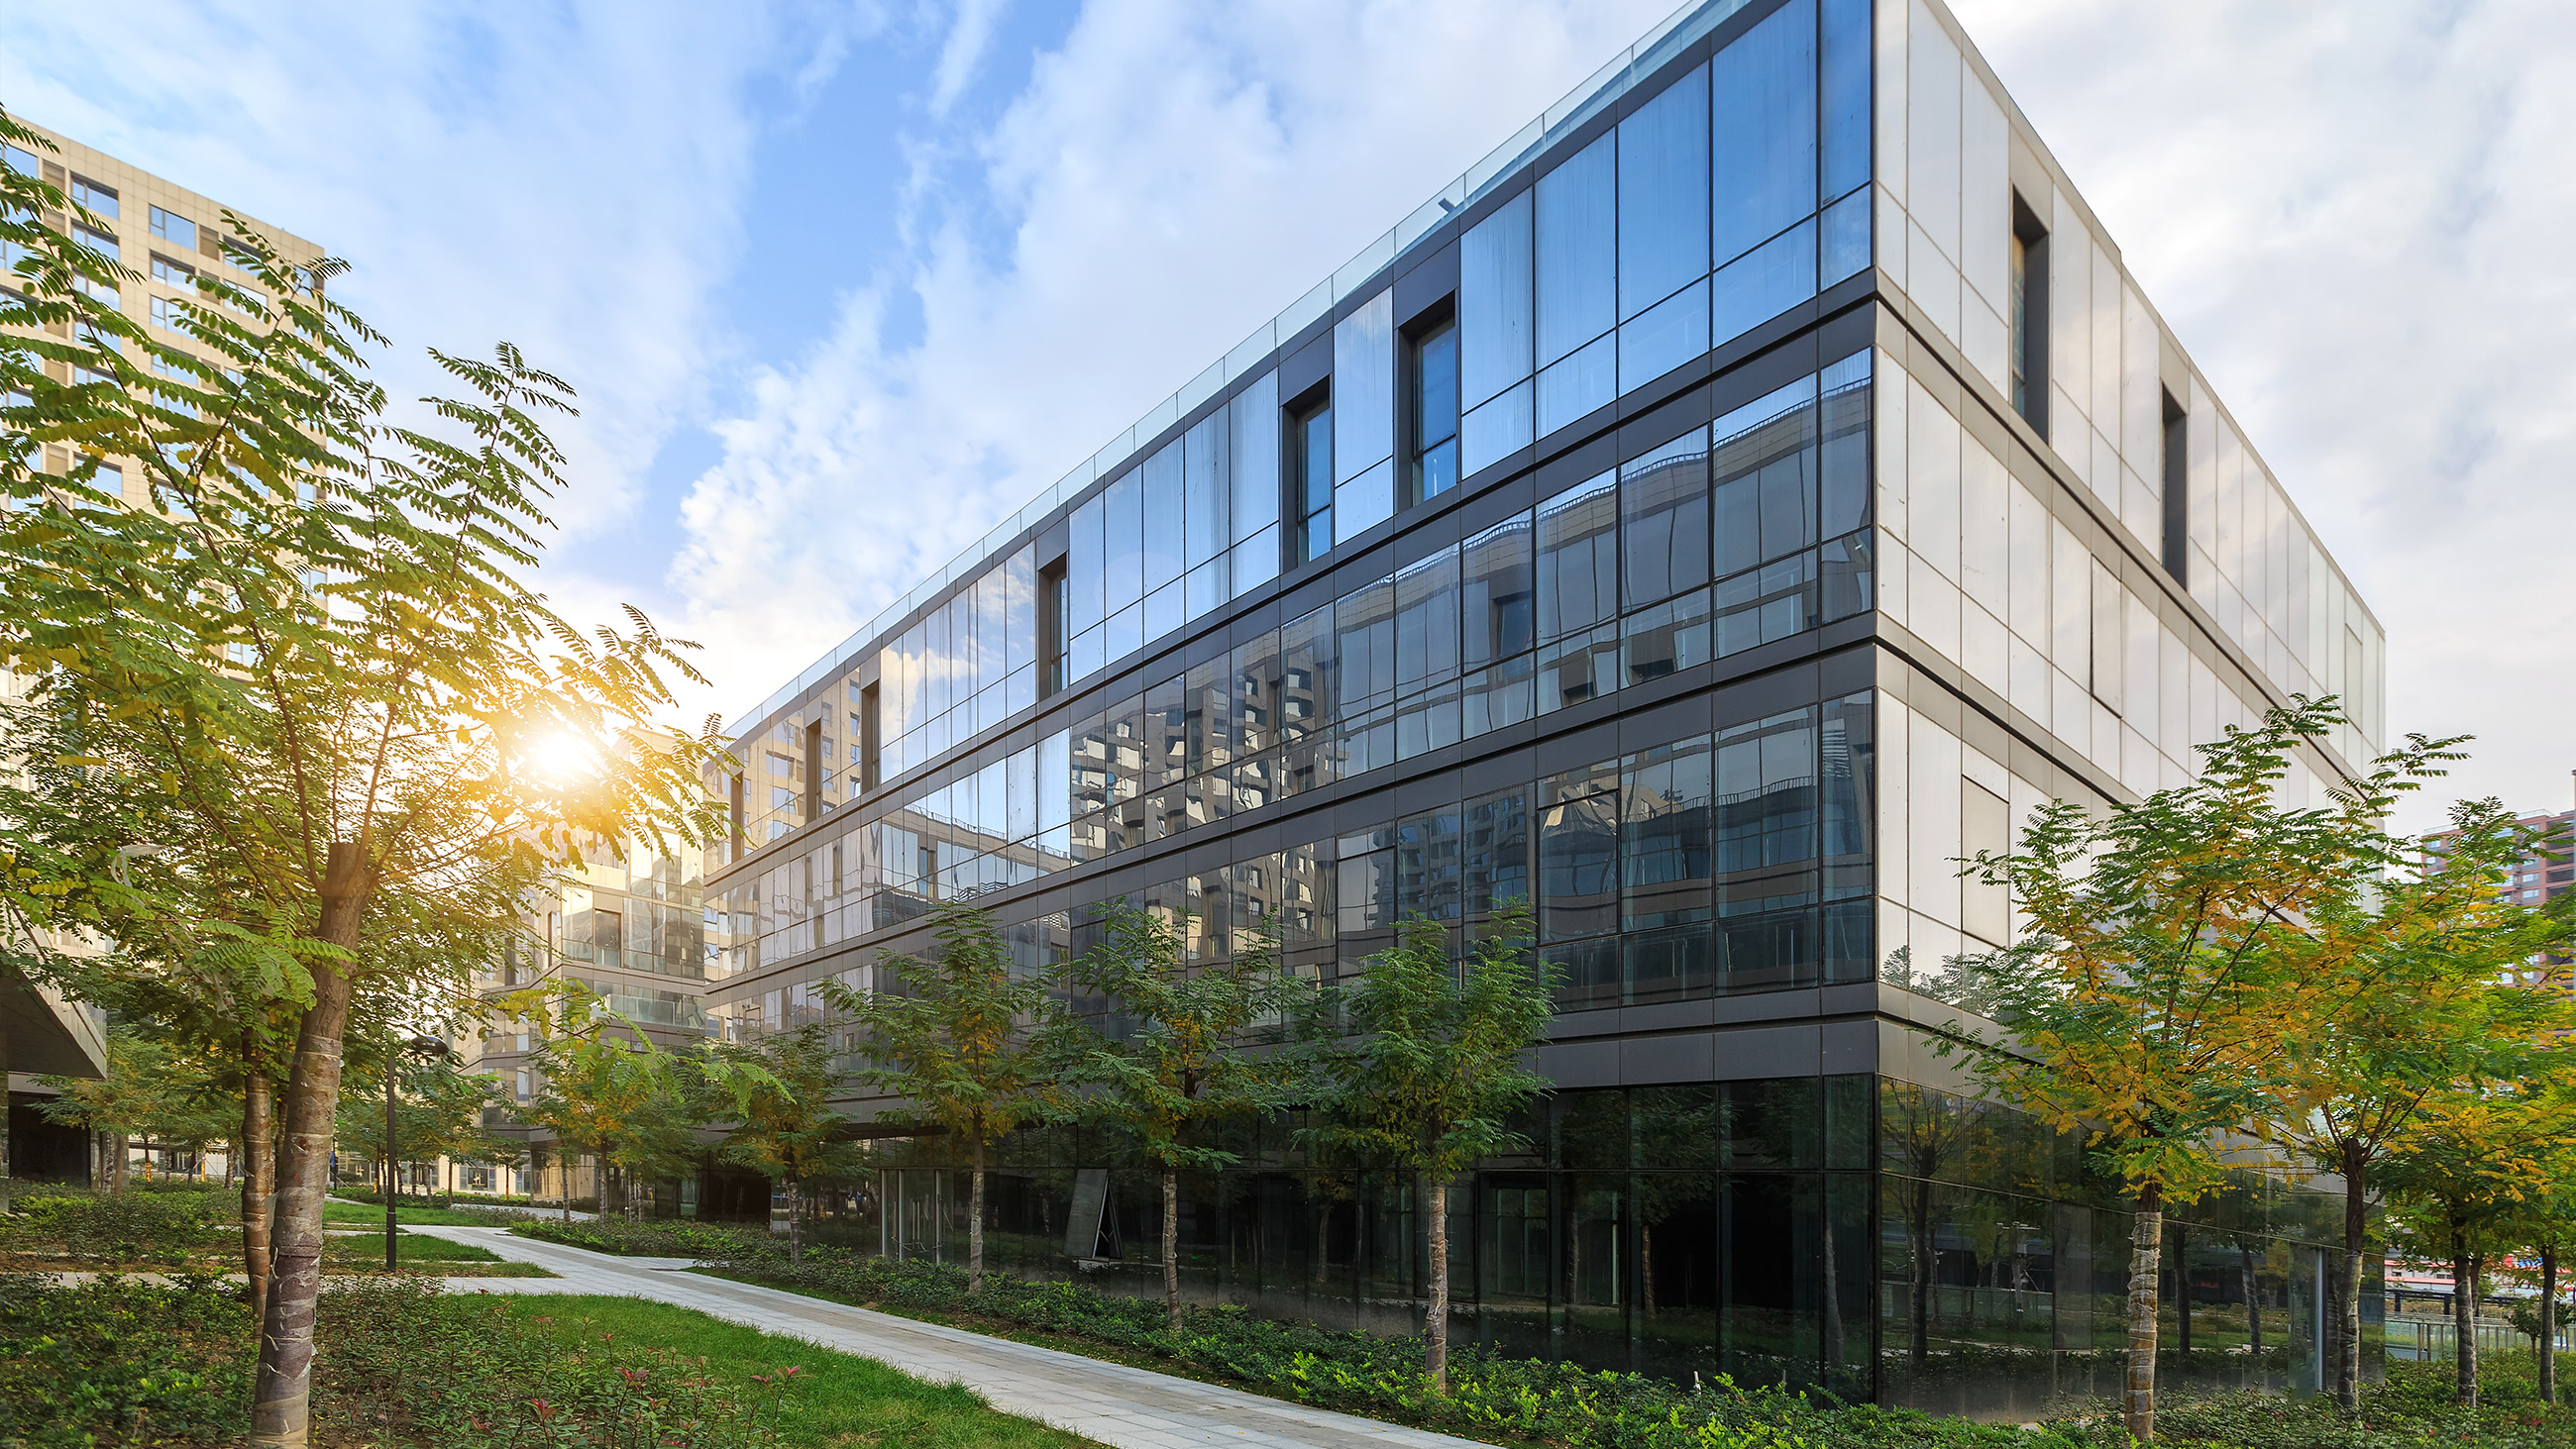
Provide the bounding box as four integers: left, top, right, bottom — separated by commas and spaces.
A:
3, 0, 2571, 831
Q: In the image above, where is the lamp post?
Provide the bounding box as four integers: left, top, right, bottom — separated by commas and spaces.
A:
385, 1035, 449, 1271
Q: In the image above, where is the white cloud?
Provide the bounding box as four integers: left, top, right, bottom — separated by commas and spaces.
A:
667, 0, 1684, 722
0, 0, 859, 539
1946, 0, 2576, 829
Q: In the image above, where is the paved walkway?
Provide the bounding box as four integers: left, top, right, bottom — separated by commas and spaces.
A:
408, 1224, 1485, 1449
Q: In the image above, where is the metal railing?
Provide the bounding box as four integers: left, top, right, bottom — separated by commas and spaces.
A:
2385, 1315, 2574, 1361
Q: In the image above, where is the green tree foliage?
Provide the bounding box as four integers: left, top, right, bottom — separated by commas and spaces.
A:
0, 109, 725, 1446
37, 1027, 235, 1190
1297, 908, 1555, 1391
515, 993, 699, 1223
818, 902, 1061, 1292
1060, 900, 1311, 1329
701, 1021, 862, 1264
1948, 698, 2461, 1441
2260, 800, 2574, 1409
330, 1049, 509, 1193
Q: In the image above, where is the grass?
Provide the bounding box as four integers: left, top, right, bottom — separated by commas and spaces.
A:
470, 1294, 1101, 1448
322, 1197, 539, 1228
322, 1230, 557, 1278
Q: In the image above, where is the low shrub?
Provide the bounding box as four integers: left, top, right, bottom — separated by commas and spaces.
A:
1, 1188, 233, 1266
0, 1272, 802, 1447
333, 1186, 538, 1209
515, 1215, 785, 1262
709, 1250, 2576, 1449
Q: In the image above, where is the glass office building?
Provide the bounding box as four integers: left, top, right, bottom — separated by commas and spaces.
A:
702, 0, 2389, 1415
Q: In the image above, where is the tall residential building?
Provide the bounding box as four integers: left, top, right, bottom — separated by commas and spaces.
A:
1, 121, 318, 1183
701, 0, 2388, 1414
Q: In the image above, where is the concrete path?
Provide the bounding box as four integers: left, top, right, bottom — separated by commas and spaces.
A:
407, 1224, 1487, 1449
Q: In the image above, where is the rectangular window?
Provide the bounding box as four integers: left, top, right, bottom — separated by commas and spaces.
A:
1711, 377, 1819, 576
149, 293, 189, 334
1290, 391, 1333, 566
1408, 312, 1459, 504
2009, 195, 2050, 434
1461, 511, 1536, 670
68, 174, 117, 219
1618, 60, 1710, 319
1038, 558, 1069, 695
151, 253, 195, 288
858, 682, 882, 791
1536, 469, 1619, 643
149, 205, 195, 252
1710, 0, 1818, 266
1536, 132, 1617, 368
1334, 292, 1396, 540
70, 221, 118, 261
1621, 427, 1712, 609
2160, 391, 2189, 585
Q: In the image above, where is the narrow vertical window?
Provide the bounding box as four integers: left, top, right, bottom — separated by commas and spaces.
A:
1290, 390, 1334, 565
2160, 392, 2189, 586
802, 720, 823, 821
1038, 557, 1069, 695
858, 682, 882, 792
1409, 311, 1459, 505
2008, 196, 2050, 436
728, 772, 747, 859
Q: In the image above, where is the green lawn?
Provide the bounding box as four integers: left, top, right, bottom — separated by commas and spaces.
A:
478, 1294, 1101, 1448
321, 1230, 556, 1277
323, 1196, 539, 1227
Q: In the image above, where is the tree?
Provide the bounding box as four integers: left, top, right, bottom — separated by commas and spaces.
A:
0, 111, 724, 1447
518, 999, 698, 1221
1297, 909, 1555, 1392
819, 902, 1062, 1292
2259, 797, 2573, 1408
37, 1027, 229, 1191
331, 1048, 507, 1193
702, 1021, 862, 1263
1949, 699, 2456, 1442
1061, 899, 1311, 1329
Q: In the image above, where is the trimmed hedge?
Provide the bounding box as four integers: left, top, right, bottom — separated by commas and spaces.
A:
513, 1216, 786, 1262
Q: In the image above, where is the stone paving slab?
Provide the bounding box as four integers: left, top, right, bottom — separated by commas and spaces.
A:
407, 1224, 1486, 1449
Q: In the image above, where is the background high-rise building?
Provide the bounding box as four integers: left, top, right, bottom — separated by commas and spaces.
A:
699, 0, 2385, 1413
2, 121, 323, 1189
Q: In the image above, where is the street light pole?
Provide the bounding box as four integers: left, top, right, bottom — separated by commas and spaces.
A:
385, 1036, 450, 1271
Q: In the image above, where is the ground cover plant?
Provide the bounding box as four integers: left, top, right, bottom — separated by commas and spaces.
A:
700, 1247, 2576, 1449
321, 1197, 541, 1228
514, 1214, 785, 1261
0, 1272, 1089, 1448
318, 1230, 554, 1278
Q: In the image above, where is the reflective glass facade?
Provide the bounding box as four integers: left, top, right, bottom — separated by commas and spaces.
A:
703, 0, 2389, 1413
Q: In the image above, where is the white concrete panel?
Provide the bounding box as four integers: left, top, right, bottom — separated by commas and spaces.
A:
2089, 241, 2120, 429
1910, 549, 1961, 659
1877, 186, 1908, 289
1910, 222, 1963, 345
2008, 631, 2050, 728
1908, 376, 1961, 582
2119, 722, 2157, 799
2187, 376, 2216, 557
1878, 698, 1910, 908
2120, 465, 2158, 553
1963, 294, 2010, 398
2007, 477, 2047, 644
1906, 0, 1962, 262
1877, 0, 1910, 210
1960, 435, 2008, 616
1963, 600, 2008, 692
2158, 624, 2189, 763
2049, 519, 2088, 666
1963, 741, 2009, 801
2189, 651, 2219, 754
1879, 535, 1911, 626
1907, 707, 1964, 929
1961, 74, 2011, 316
2120, 283, 2160, 476
2049, 196, 2092, 439
2125, 584, 2160, 738
1876, 349, 1909, 540
2053, 668, 2090, 753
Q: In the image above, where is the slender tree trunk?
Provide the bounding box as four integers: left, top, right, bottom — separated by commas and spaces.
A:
250, 840, 370, 1449
112, 1133, 129, 1194
1162, 1163, 1181, 1331
2451, 1234, 2477, 1407
242, 1070, 274, 1324
968, 1133, 988, 1294
2127, 1185, 2165, 1444
790, 1174, 804, 1264
2239, 1239, 2262, 1356
1909, 1182, 1934, 1367
2538, 1247, 2557, 1404
2337, 1144, 2367, 1411
561, 1152, 573, 1223
1426, 1175, 1450, 1393
2174, 1224, 2192, 1358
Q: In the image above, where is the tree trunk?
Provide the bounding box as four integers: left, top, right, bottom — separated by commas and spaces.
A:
242, 1070, 273, 1324
2337, 1144, 2366, 1412
1426, 1175, 1450, 1393
2451, 1234, 2477, 1407
1161, 1163, 1181, 1331
112, 1133, 129, 1194
561, 1152, 573, 1223
968, 1133, 988, 1294
250, 840, 370, 1449
1909, 1180, 1935, 1367
2127, 1185, 2165, 1444
2174, 1224, 2192, 1358
789, 1174, 803, 1264
2538, 1246, 2558, 1404
2239, 1239, 2262, 1356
